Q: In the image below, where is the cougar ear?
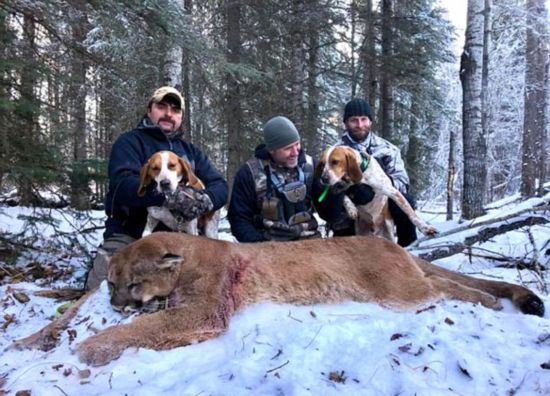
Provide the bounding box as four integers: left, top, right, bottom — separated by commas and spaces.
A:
138, 161, 152, 197
346, 149, 363, 184
97, 247, 112, 266
157, 253, 183, 271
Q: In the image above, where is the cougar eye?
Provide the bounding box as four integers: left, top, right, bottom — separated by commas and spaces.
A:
128, 282, 143, 296
107, 282, 115, 295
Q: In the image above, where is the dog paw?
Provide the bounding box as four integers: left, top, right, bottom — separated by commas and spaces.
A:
422, 225, 438, 236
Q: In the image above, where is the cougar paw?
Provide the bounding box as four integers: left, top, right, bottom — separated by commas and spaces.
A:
76, 333, 126, 366
517, 294, 545, 317
479, 294, 503, 311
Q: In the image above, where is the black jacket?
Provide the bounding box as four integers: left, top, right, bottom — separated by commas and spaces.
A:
104, 117, 228, 239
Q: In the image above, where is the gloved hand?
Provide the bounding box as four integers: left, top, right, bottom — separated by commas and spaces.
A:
164, 186, 213, 222
346, 184, 375, 205
262, 219, 319, 239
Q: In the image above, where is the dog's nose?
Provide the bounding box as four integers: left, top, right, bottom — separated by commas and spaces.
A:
321, 174, 330, 184
159, 180, 171, 190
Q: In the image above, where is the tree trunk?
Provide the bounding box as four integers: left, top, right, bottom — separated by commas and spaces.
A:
18, 15, 38, 205
304, 19, 320, 154
380, 0, 394, 140
182, 0, 193, 135
225, 0, 244, 190
289, 1, 306, 130
69, 0, 91, 210
446, 128, 456, 221
481, 0, 491, 200
521, 0, 548, 197
163, 0, 184, 88
360, 0, 377, 109
460, 0, 487, 219
350, 0, 358, 97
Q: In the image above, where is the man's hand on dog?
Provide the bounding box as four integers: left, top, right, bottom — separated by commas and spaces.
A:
347, 184, 375, 205
164, 186, 213, 222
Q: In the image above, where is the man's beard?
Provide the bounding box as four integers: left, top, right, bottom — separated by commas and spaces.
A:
349, 128, 369, 142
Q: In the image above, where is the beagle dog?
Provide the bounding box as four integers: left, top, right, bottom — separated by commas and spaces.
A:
137, 150, 219, 239
319, 145, 437, 241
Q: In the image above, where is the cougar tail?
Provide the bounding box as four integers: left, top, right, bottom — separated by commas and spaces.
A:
413, 256, 545, 317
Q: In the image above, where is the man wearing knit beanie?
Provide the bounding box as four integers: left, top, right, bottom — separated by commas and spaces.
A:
262, 116, 301, 166
228, 116, 319, 242
314, 98, 418, 247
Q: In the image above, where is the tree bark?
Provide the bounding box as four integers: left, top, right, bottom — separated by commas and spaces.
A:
460, 0, 487, 219
521, 0, 548, 197
225, 0, 244, 190
69, 0, 91, 210
360, 0, 377, 109
18, 15, 38, 205
380, 0, 394, 140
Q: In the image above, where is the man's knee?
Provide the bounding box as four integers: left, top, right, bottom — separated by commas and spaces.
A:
84, 234, 136, 291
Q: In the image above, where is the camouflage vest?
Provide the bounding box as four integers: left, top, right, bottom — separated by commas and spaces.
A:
246, 155, 315, 224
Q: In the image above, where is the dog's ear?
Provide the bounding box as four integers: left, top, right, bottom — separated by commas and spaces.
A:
314, 149, 328, 178
137, 161, 152, 197
345, 149, 363, 183
179, 157, 203, 188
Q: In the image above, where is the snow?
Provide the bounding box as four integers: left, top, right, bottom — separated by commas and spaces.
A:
1, 200, 549, 396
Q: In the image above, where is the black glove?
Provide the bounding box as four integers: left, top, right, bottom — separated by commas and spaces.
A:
164, 186, 213, 222
347, 184, 375, 205
262, 219, 319, 240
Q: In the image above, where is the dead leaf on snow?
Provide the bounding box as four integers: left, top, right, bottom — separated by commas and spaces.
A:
328, 370, 347, 384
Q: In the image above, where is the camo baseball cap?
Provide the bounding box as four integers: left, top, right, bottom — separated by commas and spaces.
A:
149, 86, 184, 111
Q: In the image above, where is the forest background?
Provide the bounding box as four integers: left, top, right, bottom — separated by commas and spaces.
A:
0, 0, 548, 223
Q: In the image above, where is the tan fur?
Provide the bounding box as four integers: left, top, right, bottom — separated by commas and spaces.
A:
319, 146, 437, 240
14, 233, 544, 366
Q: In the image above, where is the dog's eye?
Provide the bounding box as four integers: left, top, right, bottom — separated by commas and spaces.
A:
151, 166, 160, 172
330, 159, 339, 165
168, 163, 176, 170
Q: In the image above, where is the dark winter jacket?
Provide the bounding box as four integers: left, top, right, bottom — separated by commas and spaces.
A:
104, 117, 228, 239
228, 144, 314, 242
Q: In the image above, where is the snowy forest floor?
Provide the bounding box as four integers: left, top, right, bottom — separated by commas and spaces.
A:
0, 193, 549, 396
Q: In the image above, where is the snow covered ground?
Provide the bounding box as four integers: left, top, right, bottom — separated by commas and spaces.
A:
0, 198, 549, 395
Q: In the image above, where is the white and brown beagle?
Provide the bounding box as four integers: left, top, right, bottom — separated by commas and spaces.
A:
319, 145, 437, 241
137, 150, 219, 239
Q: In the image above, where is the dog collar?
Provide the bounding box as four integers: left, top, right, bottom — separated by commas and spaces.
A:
317, 185, 330, 203
360, 152, 370, 172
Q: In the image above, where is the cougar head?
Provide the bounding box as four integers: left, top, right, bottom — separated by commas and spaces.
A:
107, 240, 183, 314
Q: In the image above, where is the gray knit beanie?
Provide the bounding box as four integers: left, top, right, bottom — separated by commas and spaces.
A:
263, 116, 300, 151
